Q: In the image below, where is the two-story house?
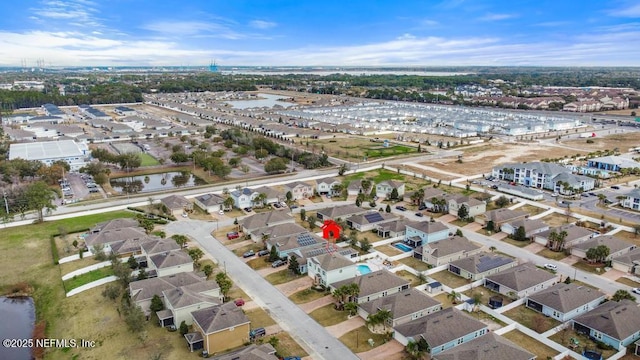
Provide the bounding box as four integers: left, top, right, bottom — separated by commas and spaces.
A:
187, 302, 251, 354
129, 272, 207, 316
404, 221, 450, 248
621, 188, 640, 211
376, 180, 405, 199
159, 282, 222, 327
394, 307, 489, 355
283, 181, 314, 200
316, 177, 342, 196
525, 283, 606, 322
416, 235, 482, 266
307, 253, 358, 287
230, 188, 258, 209
329, 269, 410, 304
447, 195, 486, 219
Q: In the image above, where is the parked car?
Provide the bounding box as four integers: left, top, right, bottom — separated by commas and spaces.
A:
395, 205, 407, 211
227, 232, 240, 240
250, 327, 266, 339
611, 185, 620, 190
181, 212, 188, 218
418, 204, 427, 211
273, 203, 281, 208
588, 192, 596, 196
257, 249, 270, 257
271, 259, 286, 268
244, 207, 253, 212
544, 263, 558, 271
491, 185, 499, 189
415, 212, 424, 217
218, 209, 225, 215
234, 298, 245, 306
243, 250, 255, 258
290, 205, 299, 210
631, 288, 640, 295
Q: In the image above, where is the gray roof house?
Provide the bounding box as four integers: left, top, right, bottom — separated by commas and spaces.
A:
393, 307, 489, 355
611, 248, 640, 275
240, 211, 294, 233
129, 272, 206, 315
357, 288, 442, 327
194, 193, 225, 213
404, 221, 450, 247
484, 263, 558, 299
189, 301, 251, 354
501, 218, 550, 238
316, 177, 342, 195
265, 231, 326, 258
252, 186, 283, 204
432, 332, 535, 360
346, 212, 397, 232
482, 208, 528, 228
570, 235, 636, 262
84, 225, 153, 256
448, 253, 517, 281
160, 194, 192, 216
308, 253, 358, 287
376, 180, 405, 199
492, 161, 596, 194
377, 219, 411, 238
160, 286, 221, 327
148, 250, 194, 277
621, 188, 640, 211
316, 204, 368, 222
330, 269, 411, 304
572, 299, 640, 350
249, 222, 307, 243
526, 283, 606, 321
417, 235, 482, 266
533, 223, 597, 247
347, 179, 367, 196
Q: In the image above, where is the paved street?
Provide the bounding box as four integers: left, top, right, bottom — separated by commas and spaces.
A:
165, 220, 359, 360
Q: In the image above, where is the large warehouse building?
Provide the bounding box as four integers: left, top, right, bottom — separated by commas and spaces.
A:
9, 140, 89, 170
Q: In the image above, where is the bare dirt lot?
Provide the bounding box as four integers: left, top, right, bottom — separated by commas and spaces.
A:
421, 141, 589, 175
562, 132, 640, 152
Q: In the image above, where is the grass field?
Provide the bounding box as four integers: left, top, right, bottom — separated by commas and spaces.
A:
63, 267, 114, 291
428, 270, 470, 289
244, 308, 277, 328
309, 304, 350, 326
264, 269, 306, 286
536, 248, 568, 261
616, 277, 640, 287
266, 332, 308, 358
307, 137, 417, 160
138, 153, 160, 166
339, 325, 391, 353
398, 256, 431, 272
502, 330, 559, 359
503, 306, 561, 333
395, 270, 423, 287
288, 288, 329, 304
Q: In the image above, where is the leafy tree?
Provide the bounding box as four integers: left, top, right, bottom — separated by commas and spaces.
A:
101, 284, 121, 302
203, 264, 214, 278
179, 321, 188, 335
457, 204, 469, 220
360, 238, 372, 252
264, 158, 287, 174
338, 163, 347, 176
390, 188, 399, 201
171, 234, 188, 248
117, 152, 142, 171
137, 267, 148, 281
23, 181, 57, 222
307, 215, 317, 230
188, 248, 204, 266
149, 294, 164, 312
300, 208, 306, 222
495, 196, 510, 208
486, 220, 495, 232
112, 255, 132, 288
122, 302, 146, 334
128, 255, 138, 269
513, 226, 527, 241
344, 302, 358, 316
385, 204, 391, 213
285, 191, 293, 202
215, 272, 233, 301
455, 229, 463, 237
447, 290, 461, 304
269, 246, 280, 262
288, 256, 300, 275
611, 290, 636, 302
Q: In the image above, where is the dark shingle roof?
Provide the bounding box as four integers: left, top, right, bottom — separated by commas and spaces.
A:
331, 269, 410, 298
358, 288, 441, 320
425, 236, 481, 258
450, 253, 515, 274
485, 263, 556, 292
572, 235, 635, 254
573, 300, 640, 341
433, 333, 535, 360
527, 283, 606, 313
394, 308, 487, 348
192, 302, 250, 335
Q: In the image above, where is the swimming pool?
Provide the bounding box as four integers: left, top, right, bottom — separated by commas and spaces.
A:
394, 243, 413, 252
357, 264, 372, 275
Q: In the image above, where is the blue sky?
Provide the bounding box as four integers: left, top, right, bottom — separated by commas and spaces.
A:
0, 0, 639, 67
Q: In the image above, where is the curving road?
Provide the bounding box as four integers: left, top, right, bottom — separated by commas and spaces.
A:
165, 220, 359, 360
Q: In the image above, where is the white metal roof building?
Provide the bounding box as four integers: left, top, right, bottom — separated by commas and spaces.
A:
9, 140, 89, 170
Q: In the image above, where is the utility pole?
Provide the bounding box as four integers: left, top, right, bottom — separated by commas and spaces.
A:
2, 190, 8, 214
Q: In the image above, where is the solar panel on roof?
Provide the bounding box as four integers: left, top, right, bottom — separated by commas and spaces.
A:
297, 233, 318, 246
307, 248, 326, 257
364, 212, 384, 223
476, 256, 513, 273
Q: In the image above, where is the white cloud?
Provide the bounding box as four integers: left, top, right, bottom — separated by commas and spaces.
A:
141, 20, 247, 40
249, 20, 277, 29
30, 0, 102, 28
479, 13, 518, 21
397, 33, 416, 40
608, 3, 640, 17
421, 19, 439, 26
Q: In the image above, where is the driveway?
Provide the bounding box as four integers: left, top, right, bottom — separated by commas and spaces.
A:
166, 220, 359, 360
325, 316, 365, 338
276, 276, 313, 297
463, 222, 482, 231
356, 339, 405, 360
491, 232, 508, 240
524, 243, 545, 253
439, 214, 457, 223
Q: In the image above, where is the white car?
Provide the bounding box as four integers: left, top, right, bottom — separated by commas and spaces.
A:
218, 209, 225, 215
632, 288, 640, 295
544, 263, 557, 271
181, 212, 188, 218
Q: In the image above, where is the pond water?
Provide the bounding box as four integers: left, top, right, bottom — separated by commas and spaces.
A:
0, 296, 35, 360
110, 171, 205, 194
225, 93, 294, 109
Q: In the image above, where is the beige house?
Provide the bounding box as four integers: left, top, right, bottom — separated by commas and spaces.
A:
533, 224, 597, 247
129, 272, 206, 315
447, 195, 486, 218
484, 263, 558, 299
357, 288, 442, 327
160, 285, 221, 327
501, 218, 549, 238
448, 253, 517, 281
330, 269, 410, 304
240, 211, 294, 233
160, 194, 192, 217
376, 180, 405, 199
316, 204, 368, 222
194, 193, 225, 213
283, 181, 314, 200
571, 236, 636, 262
480, 208, 528, 228
417, 235, 482, 266
188, 302, 251, 354
148, 250, 194, 277
611, 248, 640, 274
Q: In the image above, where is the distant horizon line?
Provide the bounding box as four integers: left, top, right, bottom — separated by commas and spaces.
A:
2, 65, 640, 70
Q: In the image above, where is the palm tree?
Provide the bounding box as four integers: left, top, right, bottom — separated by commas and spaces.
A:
344, 302, 358, 316
597, 194, 607, 205
489, 246, 497, 253
406, 337, 430, 359
223, 197, 235, 211
447, 290, 461, 304
254, 193, 267, 208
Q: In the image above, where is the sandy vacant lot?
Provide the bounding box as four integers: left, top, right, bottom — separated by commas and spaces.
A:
562, 132, 640, 152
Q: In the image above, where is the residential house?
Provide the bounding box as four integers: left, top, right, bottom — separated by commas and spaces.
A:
141, 238, 182, 258
572, 300, 640, 350
376, 180, 405, 199
421, 188, 446, 211
447, 195, 486, 219
248, 222, 307, 243
621, 188, 640, 211
393, 307, 489, 355
346, 212, 397, 232
587, 156, 640, 172
416, 235, 482, 266
194, 193, 225, 213
160, 284, 221, 327
265, 231, 326, 258
611, 248, 640, 274
290, 245, 358, 274
533, 223, 597, 248
484, 263, 557, 299
252, 186, 283, 205
330, 269, 410, 304
347, 179, 367, 196
448, 253, 517, 281
307, 253, 358, 287
525, 283, 606, 321
358, 288, 442, 327
481, 208, 528, 228
316, 204, 368, 222
432, 333, 535, 360
230, 188, 258, 209
377, 219, 411, 238
501, 218, 550, 238
148, 250, 194, 278
240, 211, 294, 234
188, 302, 251, 354
84, 223, 156, 256
283, 181, 314, 200
404, 221, 450, 247
570, 235, 636, 262
492, 162, 596, 194
160, 195, 192, 217
316, 177, 342, 195
210, 344, 277, 360
496, 184, 545, 201
129, 272, 206, 315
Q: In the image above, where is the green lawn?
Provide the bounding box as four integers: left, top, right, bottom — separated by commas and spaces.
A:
138, 152, 160, 166
309, 303, 350, 326
264, 332, 308, 358
264, 269, 306, 285
503, 305, 561, 333
572, 261, 607, 275
502, 330, 559, 360
345, 169, 405, 183
616, 277, 640, 287
288, 288, 329, 304
395, 270, 423, 287
364, 145, 414, 159
246, 257, 270, 270
501, 237, 531, 248
536, 248, 568, 261
63, 267, 114, 291
428, 270, 471, 289
339, 325, 392, 353
244, 308, 276, 328
398, 257, 431, 272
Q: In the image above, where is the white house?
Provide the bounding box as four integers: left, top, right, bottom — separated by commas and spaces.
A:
621, 188, 640, 211
526, 283, 606, 322
307, 253, 357, 287
230, 188, 257, 209
447, 195, 486, 218
283, 181, 314, 200
316, 177, 342, 195
376, 180, 405, 199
